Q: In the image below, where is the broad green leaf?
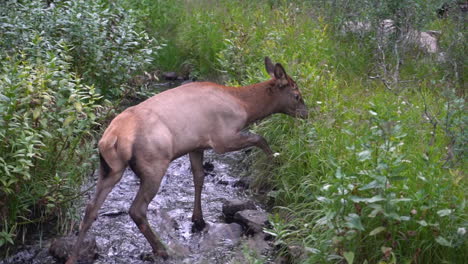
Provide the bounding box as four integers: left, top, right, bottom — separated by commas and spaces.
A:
437, 209, 453, 217
0, 93, 10, 101
435, 236, 453, 247
417, 220, 428, 226
343, 251, 354, 264
357, 150, 371, 161
345, 213, 364, 231
32, 107, 41, 120
400, 216, 410, 221
350, 195, 385, 203
359, 180, 384, 190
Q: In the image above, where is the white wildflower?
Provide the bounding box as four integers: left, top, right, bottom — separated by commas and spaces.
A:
458, 227, 466, 236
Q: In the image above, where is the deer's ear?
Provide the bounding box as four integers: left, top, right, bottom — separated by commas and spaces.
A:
274, 63, 288, 86
265, 57, 275, 78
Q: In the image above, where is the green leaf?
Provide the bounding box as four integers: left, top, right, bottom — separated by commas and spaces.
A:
435, 236, 453, 247
369, 226, 386, 236
437, 209, 453, 217
359, 180, 385, 190
74, 102, 82, 112
350, 195, 385, 203
345, 213, 365, 231
335, 167, 343, 179
32, 107, 41, 120
343, 251, 354, 264
390, 198, 412, 203
357, 150, 371, 161
417, 220, 428, 226
63, 115, 75, 127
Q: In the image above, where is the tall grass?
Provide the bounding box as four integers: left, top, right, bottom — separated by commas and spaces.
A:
120, 0, 467, 262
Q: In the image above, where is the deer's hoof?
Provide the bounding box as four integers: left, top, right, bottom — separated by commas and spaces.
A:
191, 219, 206, 232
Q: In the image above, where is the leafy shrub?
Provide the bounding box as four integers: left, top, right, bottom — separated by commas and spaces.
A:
0, 0, 161, 251
0, 0, 159, 98
0, 47, 102, 248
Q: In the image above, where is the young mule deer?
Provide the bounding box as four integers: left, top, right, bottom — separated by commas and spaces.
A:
66, 57, 308, 263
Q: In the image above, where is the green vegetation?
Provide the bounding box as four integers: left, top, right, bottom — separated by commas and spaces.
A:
118, 0, 466, 263
0, 0, 159, 252
1, 0, 465, 263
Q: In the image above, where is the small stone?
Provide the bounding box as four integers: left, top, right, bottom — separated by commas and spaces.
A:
233, 210, 269, 234
233, 179, 250, 189
217, 179, 229, 185
203, 161, 214, 172
288, 245, 305, 259
162, 72, 178, 81
49, 235, 97, 263
222, 200, 256, 222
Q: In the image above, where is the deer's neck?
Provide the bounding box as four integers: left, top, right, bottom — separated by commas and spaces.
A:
226, 80, 279, 124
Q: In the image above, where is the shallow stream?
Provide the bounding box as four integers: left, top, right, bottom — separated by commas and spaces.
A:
1, 150, 274, 264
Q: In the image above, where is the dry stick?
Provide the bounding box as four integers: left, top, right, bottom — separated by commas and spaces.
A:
418, 86, 439, 151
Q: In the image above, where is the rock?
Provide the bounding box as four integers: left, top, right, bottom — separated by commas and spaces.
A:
1, 246, 43, 264
217, 179, 229, 185
203, 161, 214, 172
246, 233, 271, 255
162, 72, 178, 81
233, 210, 269, 235
228, 233, 273, 264
288, 244, 306, 259
233, 178, 250, 189
200, 223, 243, 250
222, 200, 256, 222
49, 235, 97, 263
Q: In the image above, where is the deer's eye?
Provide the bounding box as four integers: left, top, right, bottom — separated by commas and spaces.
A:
294, 94, 300, 101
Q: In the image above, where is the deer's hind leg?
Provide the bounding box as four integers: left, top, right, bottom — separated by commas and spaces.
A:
66, 154, 125, 264
129, 155, 170, 259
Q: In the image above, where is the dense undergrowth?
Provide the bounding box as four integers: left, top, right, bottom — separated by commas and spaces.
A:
0, 0, 465, 263
118, 0, 466, 263
0, 0, 159, 253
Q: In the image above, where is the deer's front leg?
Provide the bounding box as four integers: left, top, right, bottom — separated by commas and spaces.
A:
212, 131, 274, 157
189, 150, 206, 232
